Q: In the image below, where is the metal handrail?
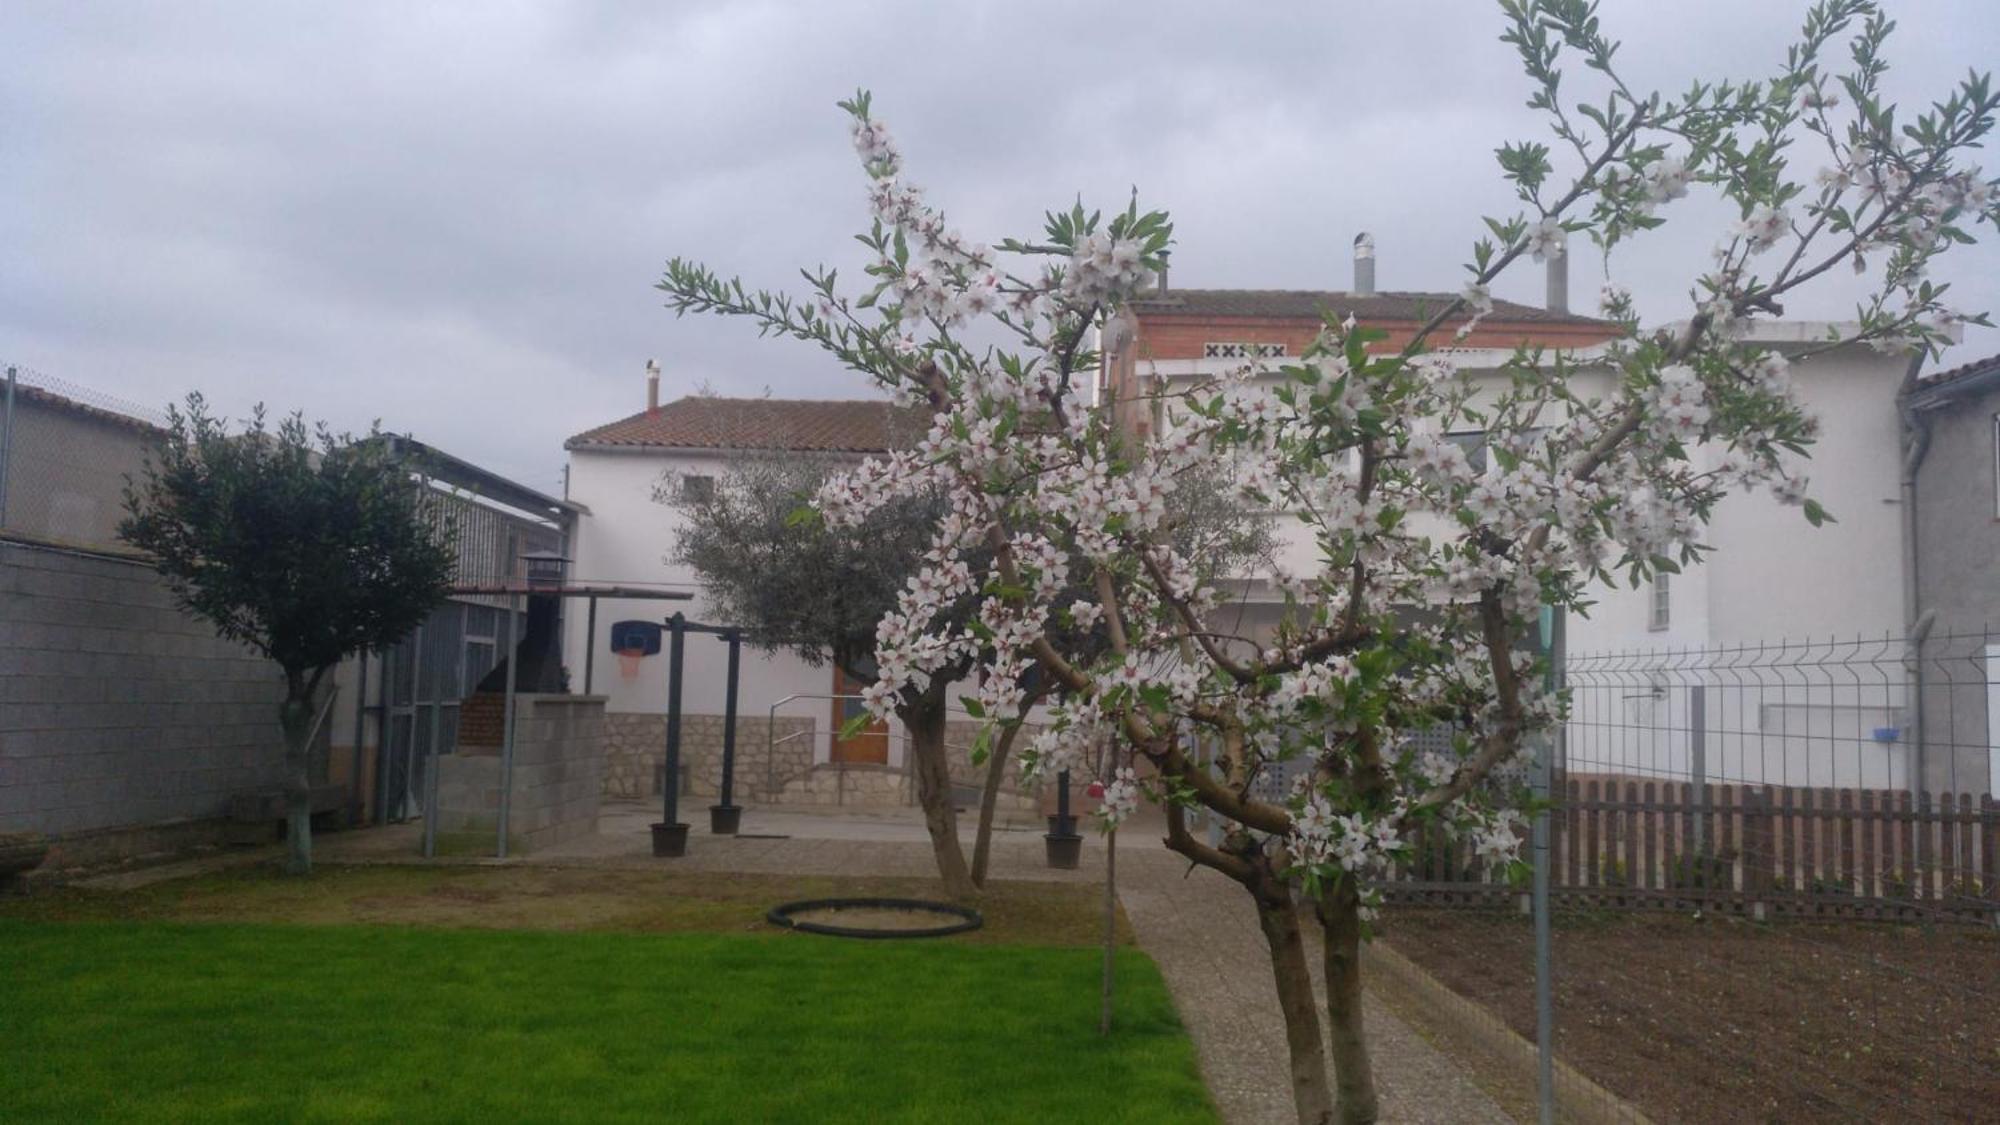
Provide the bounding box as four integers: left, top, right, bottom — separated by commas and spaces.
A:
761, 692, 986, 800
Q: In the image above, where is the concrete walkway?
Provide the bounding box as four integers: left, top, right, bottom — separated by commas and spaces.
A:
1116, 844, 1510, 1124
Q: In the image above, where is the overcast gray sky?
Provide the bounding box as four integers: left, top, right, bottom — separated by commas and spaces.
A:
5, 1, 1997, 493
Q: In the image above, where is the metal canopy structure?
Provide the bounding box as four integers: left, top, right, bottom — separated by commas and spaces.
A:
424, 583, 693, 860
371, 433, 577, 524
651, 612, 746, 858
445, 582, 692, 699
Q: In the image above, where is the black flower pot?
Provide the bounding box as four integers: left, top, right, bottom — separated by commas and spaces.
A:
709, 805, 742, 835
1044, 832, 1083, 870
652, 822, 690, 857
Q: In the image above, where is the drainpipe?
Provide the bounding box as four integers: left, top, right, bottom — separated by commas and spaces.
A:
1896, 351, 1932, 792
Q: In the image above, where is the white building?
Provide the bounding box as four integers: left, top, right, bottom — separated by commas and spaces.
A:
1099, 265, 1923, 790
562, 382, 941, 800
570, 264, 1927, 794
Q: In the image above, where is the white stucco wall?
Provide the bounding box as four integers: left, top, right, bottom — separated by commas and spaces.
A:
1147, 333, 1907, 657
1703, 342, 1907, 642
563, 446, 895, 764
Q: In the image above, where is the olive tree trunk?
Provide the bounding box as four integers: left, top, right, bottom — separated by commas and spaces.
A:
278, 682, 316, 876
1315, 883, 1380, 1124
901, 691, 976, 900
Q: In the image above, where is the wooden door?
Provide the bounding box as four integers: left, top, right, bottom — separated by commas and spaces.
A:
831, 666, 889, 764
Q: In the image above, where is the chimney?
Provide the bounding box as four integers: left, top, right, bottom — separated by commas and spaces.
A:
1156, 262, 1169, 295
1352, 232, 1375, 296
1545, 232, 1569, 314
645, 359, 661, 413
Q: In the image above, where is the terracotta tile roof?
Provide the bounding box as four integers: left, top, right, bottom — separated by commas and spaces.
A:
1131, 288, 1614, 327
565, 396, 929, 453
1913, 350, 2000, 392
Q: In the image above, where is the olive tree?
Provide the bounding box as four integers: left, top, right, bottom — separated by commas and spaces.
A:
668, 454, 1271, 897
121, 396, 454, 875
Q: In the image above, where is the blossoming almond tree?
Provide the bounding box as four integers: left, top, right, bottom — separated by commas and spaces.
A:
657, 2, 1996, 1120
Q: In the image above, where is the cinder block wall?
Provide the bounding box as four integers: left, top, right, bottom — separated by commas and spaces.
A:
433, 695, 606, 851
0, 540, 289, 856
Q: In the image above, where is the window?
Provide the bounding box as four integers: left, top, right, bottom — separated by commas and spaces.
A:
1202, 342, 1287, 359
680, 475, 715, 503
1649, 571, 1670, 631
1444, 430, 1489, 474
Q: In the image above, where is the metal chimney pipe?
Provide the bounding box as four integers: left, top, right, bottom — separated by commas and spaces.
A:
646, 359, 661, 413
1545, 233, 1569, 314
1353, 232, 1376, 296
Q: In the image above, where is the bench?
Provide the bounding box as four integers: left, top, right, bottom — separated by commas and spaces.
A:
225, 784, 351, 846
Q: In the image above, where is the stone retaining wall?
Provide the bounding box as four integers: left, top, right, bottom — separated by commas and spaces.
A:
601, 712, 815, 803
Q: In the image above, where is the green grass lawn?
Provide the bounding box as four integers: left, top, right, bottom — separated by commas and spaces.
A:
1, 918, 1214, 1124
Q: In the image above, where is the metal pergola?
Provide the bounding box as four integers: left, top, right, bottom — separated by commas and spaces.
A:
416, 581, 693, 859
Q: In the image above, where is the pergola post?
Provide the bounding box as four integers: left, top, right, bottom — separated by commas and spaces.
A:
710, 628, 743, 834
652, 612, 691, 856
582, 595, 598, 695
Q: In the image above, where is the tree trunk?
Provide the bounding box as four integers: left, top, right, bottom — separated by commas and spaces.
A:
902, 694, 976, 900
1100, 824, 1116, 1035
969, 736, 1007, 887
1253, 879, 1338, 1125
971, 687, 1047, 888
279, 687, 315, 876
1315, 884, 1380, 1124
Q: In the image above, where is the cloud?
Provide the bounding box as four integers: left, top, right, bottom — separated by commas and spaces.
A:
3, 0, 1996, 490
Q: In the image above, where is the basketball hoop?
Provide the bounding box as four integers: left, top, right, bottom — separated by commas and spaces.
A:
617, 646, 647, 680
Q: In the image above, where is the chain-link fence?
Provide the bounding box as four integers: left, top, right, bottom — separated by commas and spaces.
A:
1381, 632, 2000, 1123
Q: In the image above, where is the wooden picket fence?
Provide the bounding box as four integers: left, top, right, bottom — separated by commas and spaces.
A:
1385, 776, 2000, 923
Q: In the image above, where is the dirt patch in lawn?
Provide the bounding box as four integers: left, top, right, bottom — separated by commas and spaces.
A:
1380, 908, 2000, 1123
0, 863, 1128, 947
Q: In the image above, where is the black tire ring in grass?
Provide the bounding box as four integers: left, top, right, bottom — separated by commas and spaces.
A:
766, 897, 984, 939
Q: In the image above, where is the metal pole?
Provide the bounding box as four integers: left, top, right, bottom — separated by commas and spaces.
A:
349, 650, 369, 825
767, 699, 779, 802
374, 641, 393, 824
0, 365, 16, 528
715, 629, 741, 817
496, 594, 520, 858
401, 623, 426, 823
1531, 605, 1563, 1125
663, 613, 686, 828
423, 667, 443, 859
1690, 684, 1708, 857
583, 596, 598, 695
